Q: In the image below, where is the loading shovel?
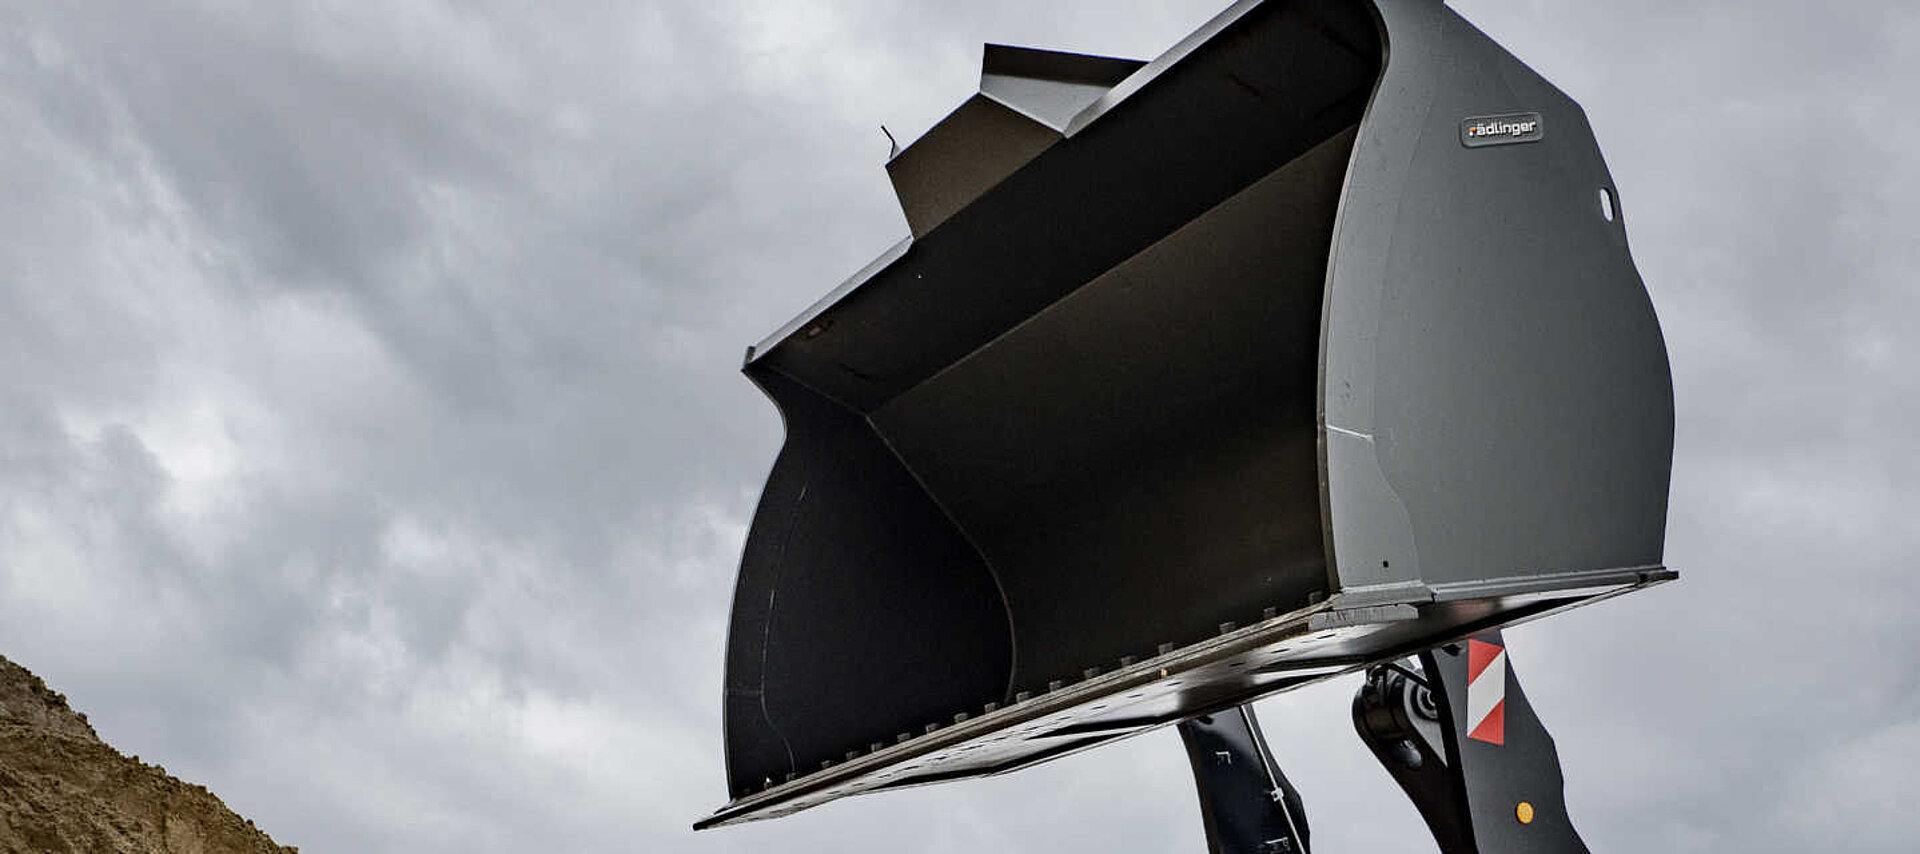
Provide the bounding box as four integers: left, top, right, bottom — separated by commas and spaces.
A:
700, 0, 1673, 849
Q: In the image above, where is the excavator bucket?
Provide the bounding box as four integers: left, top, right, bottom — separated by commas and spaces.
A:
701, 0, 1673, 829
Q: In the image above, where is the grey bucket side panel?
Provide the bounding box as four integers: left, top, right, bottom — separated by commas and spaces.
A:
1320, 0, 1675, 594
721, 368, 1013, 797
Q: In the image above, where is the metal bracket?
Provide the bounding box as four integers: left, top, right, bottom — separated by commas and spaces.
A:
1177, 705, 1310, 854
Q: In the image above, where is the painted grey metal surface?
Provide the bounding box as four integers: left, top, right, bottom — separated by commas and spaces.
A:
1355, 633, 1590, 852
702, 0, 1673, 829
1179, 705, 1311, 854
1317, 0, 1672, 602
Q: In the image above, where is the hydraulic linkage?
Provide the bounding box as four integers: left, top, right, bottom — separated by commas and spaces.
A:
1352, 630, 1590, 852
1182, 631, 1589, 853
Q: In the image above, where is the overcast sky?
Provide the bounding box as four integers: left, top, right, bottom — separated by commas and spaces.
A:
1, 1, 1915, 851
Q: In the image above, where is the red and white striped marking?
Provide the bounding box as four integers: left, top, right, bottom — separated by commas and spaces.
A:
1465, 639, 1507, 745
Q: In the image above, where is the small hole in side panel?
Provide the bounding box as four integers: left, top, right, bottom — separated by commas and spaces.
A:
1599, 187, 1617, 222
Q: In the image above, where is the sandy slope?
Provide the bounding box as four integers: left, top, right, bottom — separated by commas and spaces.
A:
0, 655, 296, 854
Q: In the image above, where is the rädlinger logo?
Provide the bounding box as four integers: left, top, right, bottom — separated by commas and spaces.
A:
1460, 112, 1545, 148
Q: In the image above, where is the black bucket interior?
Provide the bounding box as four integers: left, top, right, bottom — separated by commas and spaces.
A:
729, 0, 1382, 793
869, 127, 1357, 691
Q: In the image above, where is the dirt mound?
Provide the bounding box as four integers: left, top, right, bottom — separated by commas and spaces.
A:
0, 655, 296, 854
